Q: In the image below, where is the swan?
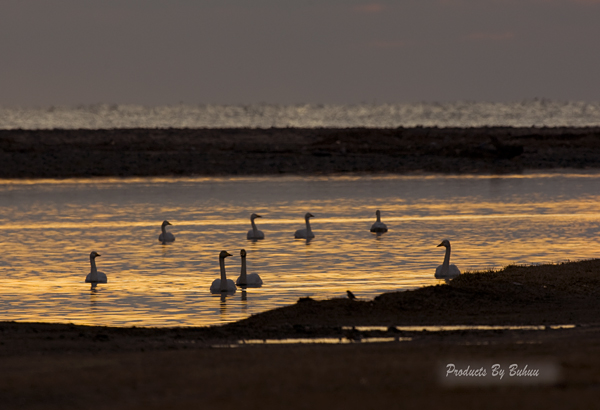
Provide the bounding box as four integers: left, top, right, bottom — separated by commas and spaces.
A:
247, 213, 265, 240
370, 210, 388, 233
158, 220, 175, 243
236, 249, 263, 287
85, 251, 107, 284
435, 239, 461, 280
210, 251, 237, 294
294, 212, 315, 239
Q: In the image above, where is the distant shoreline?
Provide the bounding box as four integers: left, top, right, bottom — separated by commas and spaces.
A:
1, 126, 599, 178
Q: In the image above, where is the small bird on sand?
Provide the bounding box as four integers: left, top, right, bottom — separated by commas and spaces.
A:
347, 290, 357, 300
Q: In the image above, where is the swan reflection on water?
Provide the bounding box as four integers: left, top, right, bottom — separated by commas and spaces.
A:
89, 289, 100, 318
373, 232, 386, 240
220, 294, 228, 314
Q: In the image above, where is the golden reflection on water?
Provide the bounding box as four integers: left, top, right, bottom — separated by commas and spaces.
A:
0, 173, 599, 327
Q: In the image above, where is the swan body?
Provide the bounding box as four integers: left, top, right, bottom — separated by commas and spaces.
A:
210, 251, 237, 294
294, 213, 315, 239
370, 210, 388, 233
236, 249, 263, 287
158, 220, 175, 243
247, 213, 265, 240
85, 251, 107, 284
435, 239, 461, 280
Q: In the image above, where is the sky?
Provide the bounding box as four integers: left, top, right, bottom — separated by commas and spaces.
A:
1, 0, 599, 106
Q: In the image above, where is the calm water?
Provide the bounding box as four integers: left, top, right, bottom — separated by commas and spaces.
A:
0, 172, 599, 327
2, 100, 600, 129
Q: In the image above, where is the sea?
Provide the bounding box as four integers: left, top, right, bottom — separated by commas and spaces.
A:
1, 99, 600, 129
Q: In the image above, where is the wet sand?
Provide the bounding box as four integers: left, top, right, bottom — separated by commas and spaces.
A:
2, 259, 600, 409
1, 126, 600, 177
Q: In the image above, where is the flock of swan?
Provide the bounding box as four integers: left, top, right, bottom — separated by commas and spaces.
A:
85, 210, 461, 292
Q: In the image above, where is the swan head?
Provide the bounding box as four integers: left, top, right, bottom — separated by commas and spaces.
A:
305, 212, 314, 219
376, 209, 381, 217
437, 239, 451, 248
162, 220, 172, 227
240, 249, 246, 257
90, 251, 101, 259
250, 213, 262, 220
219, 250, 232, 259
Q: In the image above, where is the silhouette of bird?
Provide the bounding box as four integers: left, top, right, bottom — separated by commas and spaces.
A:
247, 213, 265, 240
294, 213, 315, 239
236, 249, 263, 287
370, 210, 388, 233
85, 251, 107, 288
210, 251, 237, 294
435, 239, 461, 280
158, 220, 175, 243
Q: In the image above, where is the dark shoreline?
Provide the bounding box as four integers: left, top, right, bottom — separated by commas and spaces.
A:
1, 126, 600, 178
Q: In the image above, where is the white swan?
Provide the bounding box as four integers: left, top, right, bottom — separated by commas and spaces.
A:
85, 251, 107, 284
370, 210, 388, 233
236, 249, 263, 287
210, 251, 237, 294
247, 213, 265, 240
158, 220, 175, 243
294, 212, 315, 239
435, 239, 461, 280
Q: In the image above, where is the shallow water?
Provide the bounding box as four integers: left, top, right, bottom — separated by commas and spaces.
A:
0, 172, 599, 327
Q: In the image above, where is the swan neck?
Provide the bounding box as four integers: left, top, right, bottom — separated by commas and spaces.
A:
305, 216, 312, 234
240, 256, 247, 282
443, 245, 451, 269
376, 213, 381, 222
219, 257, 227, 291
251, 219, 258, 234
161, 225, 166, 234
89, 256, 98, 281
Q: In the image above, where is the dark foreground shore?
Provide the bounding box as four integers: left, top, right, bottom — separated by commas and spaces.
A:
2, 259, 600, 409
1, 126, 600, 178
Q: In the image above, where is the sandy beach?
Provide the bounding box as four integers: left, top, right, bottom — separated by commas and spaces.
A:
2, 259, 600, 409
1, 126, 600, 178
